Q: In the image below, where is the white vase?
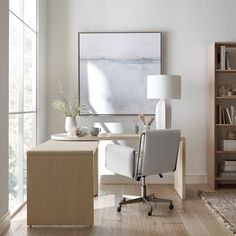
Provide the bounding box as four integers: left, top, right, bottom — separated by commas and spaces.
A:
65, 116, 77, 136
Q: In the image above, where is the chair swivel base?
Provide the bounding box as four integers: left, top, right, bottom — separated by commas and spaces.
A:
116, 194, 174, 216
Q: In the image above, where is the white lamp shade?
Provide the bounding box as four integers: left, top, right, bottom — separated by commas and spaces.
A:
147, 75, 181, 99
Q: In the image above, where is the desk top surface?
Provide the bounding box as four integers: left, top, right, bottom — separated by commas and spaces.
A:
28, 140, 99, 154
51, 133, 140, 141
51, 133, 184, 142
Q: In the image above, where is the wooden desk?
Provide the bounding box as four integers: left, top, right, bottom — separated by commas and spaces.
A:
174, 137, 185, 200
51, 133, 186, 200
27, 140, 98, 226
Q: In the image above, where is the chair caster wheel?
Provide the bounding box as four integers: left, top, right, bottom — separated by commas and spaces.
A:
148, 210, 152, 216
169, 202, 174, 210
117, 206, 122, 212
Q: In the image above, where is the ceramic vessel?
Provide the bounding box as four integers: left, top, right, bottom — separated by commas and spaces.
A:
65, 116, 77, 136
90, 127, 101, 136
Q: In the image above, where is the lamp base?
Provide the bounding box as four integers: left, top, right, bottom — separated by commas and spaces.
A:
155, 98, 171, 129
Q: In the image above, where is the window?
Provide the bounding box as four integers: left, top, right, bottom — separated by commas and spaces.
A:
9, 0, 37, 213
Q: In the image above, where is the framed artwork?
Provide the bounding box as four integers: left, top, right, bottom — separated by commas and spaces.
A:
79, 32, 162, 115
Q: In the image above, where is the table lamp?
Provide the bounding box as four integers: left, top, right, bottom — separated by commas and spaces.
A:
147, 75, 181, 129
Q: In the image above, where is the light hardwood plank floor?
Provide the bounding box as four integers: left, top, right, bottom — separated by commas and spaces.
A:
2, 184, 231, 236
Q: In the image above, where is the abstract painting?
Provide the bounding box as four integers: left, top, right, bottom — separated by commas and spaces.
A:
79, 32, 162, 115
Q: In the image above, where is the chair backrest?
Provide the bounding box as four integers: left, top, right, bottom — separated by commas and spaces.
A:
140, 129, 180, 176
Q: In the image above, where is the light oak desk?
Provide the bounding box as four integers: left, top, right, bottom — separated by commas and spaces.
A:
51, 133, 186, 200
27, 133, 185, 226
27, 140, 98, 226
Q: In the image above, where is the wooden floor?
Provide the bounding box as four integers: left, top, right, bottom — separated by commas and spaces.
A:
2, 184, 231, 236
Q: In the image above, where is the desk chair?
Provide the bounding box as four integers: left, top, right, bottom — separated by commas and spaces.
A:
105, 129, 180, 216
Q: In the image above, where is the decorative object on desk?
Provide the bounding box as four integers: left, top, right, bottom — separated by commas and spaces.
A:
65, 116, 77, 136
132, 119, 139, 134
75, 127, 88, 137
147, 75, 181, 129
52, 83, 83, 117
138, 114, 146, 126
147, 116, 155, 126
143, 125, 151, 132
138, 114, 155, 131
90, 127, 101, 136
199, 191, 236, 235
52, 83, 85, 135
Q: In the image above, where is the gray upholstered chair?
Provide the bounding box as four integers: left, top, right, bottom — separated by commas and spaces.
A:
105, 129, 180, 216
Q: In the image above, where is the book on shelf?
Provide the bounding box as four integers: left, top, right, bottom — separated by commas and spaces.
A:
224, 160, 236, 165
217, 47, 221, 68
217, 105, 236, 124
217, 105, 222, 124
226, 50, 231, 70
222, 107, 231, 124
220, 160, 236, 172
220, 171, 236, 177
220, 46, 231, 70
223, 166, 236, 171
221, 163, 236, 171
222, 140, 236, 151
231, 106, 235, 123
221, 45, 226, 70
222, 107, 226, 124
226, 108, 233, 124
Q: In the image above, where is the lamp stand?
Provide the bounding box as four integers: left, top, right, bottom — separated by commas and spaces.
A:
155, 98, 171, 129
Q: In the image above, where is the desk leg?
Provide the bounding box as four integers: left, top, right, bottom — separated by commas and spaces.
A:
174, 138, 186, 200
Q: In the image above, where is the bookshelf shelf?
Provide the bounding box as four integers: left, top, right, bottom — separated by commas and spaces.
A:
216, 69, 236, 73
216, 96, 236, 99
208, 42, 236, 189
216, 150, 236, 154
215, 176, 236, 181
216, 124, 236, 127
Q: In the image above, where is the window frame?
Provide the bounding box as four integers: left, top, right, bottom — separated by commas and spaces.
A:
8, 0, 38, 214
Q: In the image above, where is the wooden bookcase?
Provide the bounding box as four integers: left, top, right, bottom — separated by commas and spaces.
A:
208, 42, 236, 189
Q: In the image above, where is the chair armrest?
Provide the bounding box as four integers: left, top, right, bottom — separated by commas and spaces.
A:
105, 144, 136, 178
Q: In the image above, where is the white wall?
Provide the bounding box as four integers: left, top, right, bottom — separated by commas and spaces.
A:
47, 0, 236, 182
0, 0, 9, 232
37, 0, 48, 144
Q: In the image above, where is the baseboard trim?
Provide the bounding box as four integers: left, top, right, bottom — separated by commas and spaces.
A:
100, 174, 207, 184
0, 212, 10, 235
